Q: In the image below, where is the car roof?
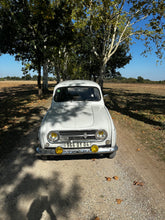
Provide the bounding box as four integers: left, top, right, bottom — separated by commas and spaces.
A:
55, 80, 100, 88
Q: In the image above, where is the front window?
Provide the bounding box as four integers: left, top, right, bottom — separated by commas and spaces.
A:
54, 86, 101, 102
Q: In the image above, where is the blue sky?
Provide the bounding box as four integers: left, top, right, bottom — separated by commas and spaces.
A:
120, 40, 165, 81
0, 40, 165, 81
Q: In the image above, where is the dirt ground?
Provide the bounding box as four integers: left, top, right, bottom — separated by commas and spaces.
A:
0, 83, 165, 220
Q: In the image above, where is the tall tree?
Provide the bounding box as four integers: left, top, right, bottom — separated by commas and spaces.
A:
72, 0, 165, 88
74, 25, 131, 80
106, 43, 132, 78
0, 0, 74, 93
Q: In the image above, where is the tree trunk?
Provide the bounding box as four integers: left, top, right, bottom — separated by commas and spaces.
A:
37, 64, 42, 96
56, 64, 60, 84
43, 62, 49, 94
98, 63, 106, 90
62, 49, 68, 80
93, 74, 97, 82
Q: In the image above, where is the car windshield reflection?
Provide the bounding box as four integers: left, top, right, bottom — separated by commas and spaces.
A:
54, 86, 101, 102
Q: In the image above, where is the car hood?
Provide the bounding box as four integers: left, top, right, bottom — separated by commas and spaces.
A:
41, 102, 109, 131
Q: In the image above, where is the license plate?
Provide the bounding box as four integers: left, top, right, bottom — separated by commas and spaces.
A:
64, 148, 90, 154
64, 142, 91, 148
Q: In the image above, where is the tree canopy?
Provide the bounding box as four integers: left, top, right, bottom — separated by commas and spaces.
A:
72, 0, 165, 87
0, 0, 164, 91
0, 0, 74, 92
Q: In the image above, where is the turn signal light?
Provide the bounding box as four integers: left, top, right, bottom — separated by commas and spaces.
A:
91, 145, 99, 153
55, 147, 63, 154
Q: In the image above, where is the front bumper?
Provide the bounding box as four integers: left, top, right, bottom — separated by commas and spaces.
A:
36, 145, 118, 156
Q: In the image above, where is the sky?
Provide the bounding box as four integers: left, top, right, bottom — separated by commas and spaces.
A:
0, 40, 165, 81
119, 40, 165, 81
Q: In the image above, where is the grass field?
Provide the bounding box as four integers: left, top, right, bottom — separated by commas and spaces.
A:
0, 81, 164, 160
0, 81, 55, 158
103, 83, 165, 161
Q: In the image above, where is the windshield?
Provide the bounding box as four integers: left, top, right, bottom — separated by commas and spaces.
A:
54, 86, 101, 102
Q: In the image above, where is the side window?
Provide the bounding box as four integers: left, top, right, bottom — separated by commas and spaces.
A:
93, 88, 101, 101
54, 88, 69, 102
88, 87, 101, 101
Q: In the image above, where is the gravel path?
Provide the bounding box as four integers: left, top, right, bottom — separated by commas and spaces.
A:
0, 99, 165, 220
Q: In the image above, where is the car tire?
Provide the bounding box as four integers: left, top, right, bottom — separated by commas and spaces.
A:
107, 151, 116, 159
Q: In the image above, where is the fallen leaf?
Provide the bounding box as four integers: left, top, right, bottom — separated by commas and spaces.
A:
157, 146, 163, 150
133, 181, 144, 186
8, 120, 14, 123
116, 199, 123, 204
3, 125, 8, 130
113, 176, 119, 180
105, 177, 111, 181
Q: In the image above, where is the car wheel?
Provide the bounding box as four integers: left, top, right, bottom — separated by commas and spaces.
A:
107, 151, 116, 159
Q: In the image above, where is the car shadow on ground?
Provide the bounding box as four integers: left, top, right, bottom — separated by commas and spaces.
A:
37, 153, 110, 161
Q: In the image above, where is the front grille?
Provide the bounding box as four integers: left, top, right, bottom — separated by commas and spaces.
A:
58, 130, 97, 142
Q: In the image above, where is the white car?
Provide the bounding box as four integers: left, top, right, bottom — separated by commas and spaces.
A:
37, 80, 118, 158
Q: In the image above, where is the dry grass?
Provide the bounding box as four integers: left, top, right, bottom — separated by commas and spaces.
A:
0, 81, 164, 161
103, 83, 165, 161
0, 80, 56, 91
104, 83, 165, 96
0, 81, 55, 158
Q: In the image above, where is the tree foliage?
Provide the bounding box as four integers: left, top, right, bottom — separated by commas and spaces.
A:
0, 0, 164, 90
72, 0, 165, 87
0, 0, 74, 93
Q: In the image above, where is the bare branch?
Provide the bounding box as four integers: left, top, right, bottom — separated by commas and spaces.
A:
107, 19, 130, 60
118, 0, 126, 12
92, 46, 99, 58
130, 15, 148, 26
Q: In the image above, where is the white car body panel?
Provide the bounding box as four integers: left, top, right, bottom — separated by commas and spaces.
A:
37, 80, 117, 158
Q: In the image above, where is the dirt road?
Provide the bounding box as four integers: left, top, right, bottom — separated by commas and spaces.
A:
0, 98, 165, 220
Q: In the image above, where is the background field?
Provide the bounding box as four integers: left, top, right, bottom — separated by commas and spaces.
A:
0, 81, 55, 157
0, 81, 164, 160
103, 83, 165, 161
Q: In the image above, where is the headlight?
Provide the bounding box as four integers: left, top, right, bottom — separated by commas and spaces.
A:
95, 130, 107, 140
47, 131, 59, 143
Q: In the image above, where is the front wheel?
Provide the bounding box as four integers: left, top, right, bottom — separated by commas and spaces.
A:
107, 151, 116, 159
